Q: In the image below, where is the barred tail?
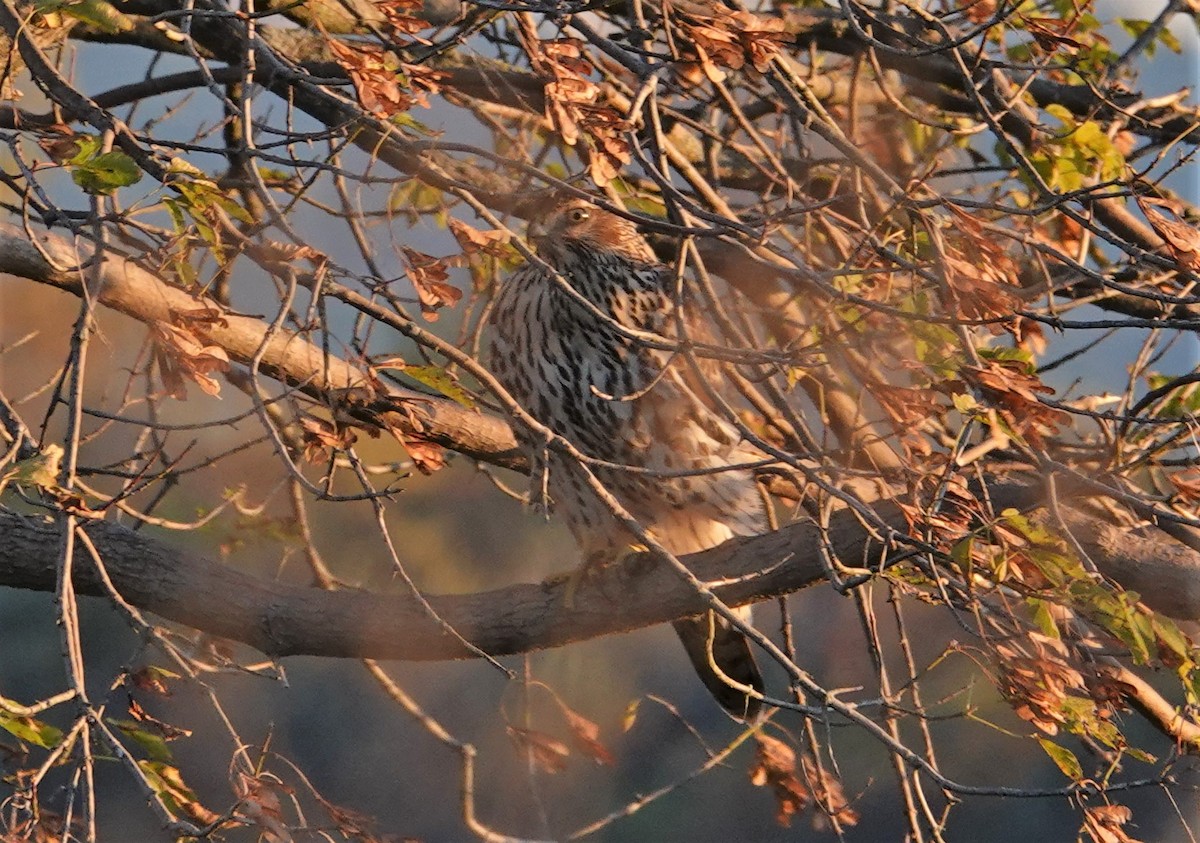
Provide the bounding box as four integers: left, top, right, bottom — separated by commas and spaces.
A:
673, 607, 763, 722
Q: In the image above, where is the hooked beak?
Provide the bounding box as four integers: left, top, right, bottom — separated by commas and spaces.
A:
526, 217, 549, 245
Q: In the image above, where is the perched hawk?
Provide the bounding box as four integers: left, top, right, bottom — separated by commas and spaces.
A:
486, 196, 765, 720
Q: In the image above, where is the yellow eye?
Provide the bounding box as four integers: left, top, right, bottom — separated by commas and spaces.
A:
567, 207, 590, 223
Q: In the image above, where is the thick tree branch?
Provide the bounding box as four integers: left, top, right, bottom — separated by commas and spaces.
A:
1, 484, 1197, 661
0, 223, 523, 469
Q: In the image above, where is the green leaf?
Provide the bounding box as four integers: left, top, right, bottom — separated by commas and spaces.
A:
1044, 103, 1075, 127
0, 712, 64, 749
137, 760, 215, 823
400, 365, 476, 409
952, 392, 978, 414
1029, 599, 1060, 639
0, 443, 63, 493
54, 0, 131, 32
1038, 738, 1082, 780
71, 149, 143, 195
109, 719, 173, 762
1123, 746, 1157, 764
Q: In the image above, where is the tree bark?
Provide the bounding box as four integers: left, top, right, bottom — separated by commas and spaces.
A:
1, 483, 1196, 661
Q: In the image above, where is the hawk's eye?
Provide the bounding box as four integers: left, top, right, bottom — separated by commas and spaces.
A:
566, 207, 590, 223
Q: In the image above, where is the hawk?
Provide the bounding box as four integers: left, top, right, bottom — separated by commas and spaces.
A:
486, 196, 765, 720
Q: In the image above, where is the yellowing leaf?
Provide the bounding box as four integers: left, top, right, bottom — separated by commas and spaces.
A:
0, 711, 64, 749
1038, 738, 1082, 780
401, 365, 475, 408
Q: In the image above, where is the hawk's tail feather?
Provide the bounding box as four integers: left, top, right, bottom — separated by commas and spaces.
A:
672, 607, 763, 722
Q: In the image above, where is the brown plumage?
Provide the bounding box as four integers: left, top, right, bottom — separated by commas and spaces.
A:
486, 196, 765, 720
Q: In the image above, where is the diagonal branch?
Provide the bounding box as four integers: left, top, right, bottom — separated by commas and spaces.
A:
0, 222, 523, 469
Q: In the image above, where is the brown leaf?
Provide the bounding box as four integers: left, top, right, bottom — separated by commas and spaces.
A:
326, 36, 411, 118
127, 699, 192, 741
803, 756, 860, 831
559, 704, 615, 766
965, 359, 1066, 448
128, 667, 175, 697
529, 36, 631, 185
1082, 804, 1142, 843
235, 772, 293, 843
400, 62, 447, 108
299, 415, 357, 463
872, 384, 943, 427
943, 207, 1023, 332
749, 734, 810, 827
36, 125, 82, 163
401, 437, 446, 475
679, 4, 786, 76
995, 637, 1088, 737
447, 218, 511, 257
146, 763, 224, 827
1020, 15, 1086, 53
402, 247, 461, 321
506, 726, 570, 774
151, 319, 231, 399
379, 0, 431, 38
962, 0, 997, 25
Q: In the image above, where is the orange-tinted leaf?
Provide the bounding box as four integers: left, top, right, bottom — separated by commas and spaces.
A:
326, 35, 410, 118
299, 415, 357, 463
402, 247, 461, 321
559, 704, 614, 766
139, 761, 223, 827
397, 435, 446, 475
128, 666, 178, 697
151, 320, 230, 399
1081, 804, 1142, 843
447, 218, 511, 257
749, 734, 809, 827
506, 726, 570, 774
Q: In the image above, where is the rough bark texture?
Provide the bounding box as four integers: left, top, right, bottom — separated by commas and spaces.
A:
2, 483, 1196, 661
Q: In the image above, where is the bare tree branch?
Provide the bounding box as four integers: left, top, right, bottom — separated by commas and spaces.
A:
1, 483, 1196, 661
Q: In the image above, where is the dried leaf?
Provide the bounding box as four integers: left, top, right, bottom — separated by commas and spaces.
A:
749, 734, 809, 827
235, 772, 293, 843
559, 704, 614, 766
531, 37, 631, 185
1082, 804, 1142, 843
326, 36, 410, 118
1021, 15, 1086, 52
506, 726, 569, 774
299, 415, 357, 463
679, 4, 786, 77
379, 0, 430, 38
128, 666, 180, 697
139, 761, 223, 827
399, 435, 446, 475
150, 318, 231, 400
447, 218, 511, 257
995, 637, 1087, 736
402, 247, 461, 321
965, 358, 1066, 447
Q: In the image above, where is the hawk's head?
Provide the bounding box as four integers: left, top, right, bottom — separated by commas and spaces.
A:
526, 198, 657, 264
